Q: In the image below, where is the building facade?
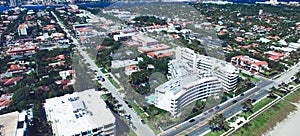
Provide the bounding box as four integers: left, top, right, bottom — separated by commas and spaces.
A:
155, 73, 222, 117
155, 59, 222, 117
176, 46, 239, 92
196, 54, 239, 92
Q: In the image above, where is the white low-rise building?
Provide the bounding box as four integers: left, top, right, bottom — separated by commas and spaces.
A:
44, 89, 116, 136
132, 34, 158, 47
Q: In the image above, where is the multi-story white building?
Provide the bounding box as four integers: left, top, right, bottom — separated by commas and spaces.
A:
44, 89, 116, 136
175, 46, 198, 69
176, 46, 239, 92
154, 46, 239, 116
196, 55, 239, 92
155, 59, 222, 117
18, 24, 27, 36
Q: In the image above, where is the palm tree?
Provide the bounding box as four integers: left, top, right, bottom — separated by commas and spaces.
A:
242, 99, 253, 112
268, 86, 277, 99
216, 114, 226, 131
208, 118, 216, 132
102, 88, 108, 94
209, 114, 227, 131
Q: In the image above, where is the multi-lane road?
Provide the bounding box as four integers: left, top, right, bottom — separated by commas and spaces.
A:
161, 63, 300, 136
52, 11, 156, 136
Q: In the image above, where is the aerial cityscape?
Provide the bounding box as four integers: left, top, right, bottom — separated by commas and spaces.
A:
0, 0, 299, 136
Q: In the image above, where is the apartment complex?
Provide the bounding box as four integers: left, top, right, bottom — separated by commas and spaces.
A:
155, 59, 222, 117
177, 46, 239, 92
44, 89, 116, 136
154, 47, 239, 116
196, 54, 239, 92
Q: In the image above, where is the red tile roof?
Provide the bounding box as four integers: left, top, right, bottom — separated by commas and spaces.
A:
0, 76, 23, 85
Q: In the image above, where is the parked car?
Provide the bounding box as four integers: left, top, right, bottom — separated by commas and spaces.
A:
189, 119, 195, 123
232, 100, 237, 103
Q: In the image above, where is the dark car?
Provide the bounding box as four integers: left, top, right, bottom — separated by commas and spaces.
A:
232, 100, 237, 103
199, 118, 205, 121
124, 100, 129, 104
141, 119, 146, 124
208, 109, 214, 113
215, 106, 220, 109
128, 105, 132, 108
189, 119, 195, 123
240, 93, 245, 96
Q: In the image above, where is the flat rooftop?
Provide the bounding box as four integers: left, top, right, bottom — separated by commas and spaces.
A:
133, 34, 158, 43
0, 111, 19, 136
44, 89, 115, 136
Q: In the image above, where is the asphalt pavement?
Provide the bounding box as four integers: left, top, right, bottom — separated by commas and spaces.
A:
161, 62, 300, 136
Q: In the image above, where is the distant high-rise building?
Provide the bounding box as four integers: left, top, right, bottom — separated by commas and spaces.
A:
9, 0, 16, 7
18, 24, 28, 36
270, 0, 278, 5
259, 9, 263, 15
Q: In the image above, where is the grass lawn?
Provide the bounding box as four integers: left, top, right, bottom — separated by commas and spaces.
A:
285, 88, 300, 103
241, 97, 274, 120
288, 81, 298, 86
239, 72, 251, 78
252, 97, 273, 113
128, 128, 137, 136
127, 102, 163, 134
101, 68, 107, 74
128, 101, 147, 119
107, 76, 121, 89
274, 90, 287, 97
205, 130, 226, 136
232, 100, 296, 136
250, 77, 260, 82
101, 94, 108, 101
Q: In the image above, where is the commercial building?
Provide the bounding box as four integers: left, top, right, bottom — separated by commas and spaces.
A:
113, 32, 136, 41
44, 89, 116, 136
0, 111, 29, 136
132, 34, 158, 47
